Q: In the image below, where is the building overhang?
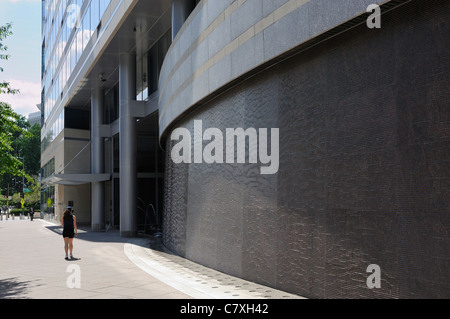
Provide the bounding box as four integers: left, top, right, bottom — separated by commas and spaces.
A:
63, 0, 172, 115
42, 174, 111, 186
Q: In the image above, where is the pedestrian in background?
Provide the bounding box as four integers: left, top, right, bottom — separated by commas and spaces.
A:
29, 206, 34, 221
61, 206, 78, 260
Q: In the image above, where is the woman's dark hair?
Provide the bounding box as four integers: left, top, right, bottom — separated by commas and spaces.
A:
63, 209, 71, 220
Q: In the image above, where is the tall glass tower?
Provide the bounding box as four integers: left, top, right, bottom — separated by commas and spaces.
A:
40, 0, 196, 235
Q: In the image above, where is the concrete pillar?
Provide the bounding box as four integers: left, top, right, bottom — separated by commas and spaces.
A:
119, 52, 137, 237
91, 87, 105, 231
172, 0, 197, 40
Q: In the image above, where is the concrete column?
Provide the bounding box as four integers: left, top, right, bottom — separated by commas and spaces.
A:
91, 87, 105, 231
172, 0, 197, 40
119, 52, 137, 237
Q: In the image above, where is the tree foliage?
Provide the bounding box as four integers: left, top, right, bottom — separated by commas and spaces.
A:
0, 23, 30, 178
15, 123, 41, 176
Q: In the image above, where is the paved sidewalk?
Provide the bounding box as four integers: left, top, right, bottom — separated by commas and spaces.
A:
0, 218, 303, 299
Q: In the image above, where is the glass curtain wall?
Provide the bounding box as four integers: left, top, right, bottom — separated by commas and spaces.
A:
41, 0, 112, 154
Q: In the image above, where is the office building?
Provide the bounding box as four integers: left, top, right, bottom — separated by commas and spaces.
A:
28, 110, 41, 126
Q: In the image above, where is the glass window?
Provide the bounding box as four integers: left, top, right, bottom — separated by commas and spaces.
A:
158, 30, 171, 71
136, 52, 149, 101
100, 0, 109, 18
65, 108, 90, 130
70, 39, 76, 73
113, 135, 119, 173
104, 84, 118, 124
56, 113, 59, 136
91, 0, 100, 29
61, 108, 65, 132
61, 59, 66, 87
136, 56, 143, 101
142, 53, 148, 100
82, 5, 91, 51
55, 74, 60, 101
42, 158, 55, 179
65, 55, 69, 81
62, 20, 67, 47
75, 24, 82, 61
57, 110, 64, 136
147, 44, 158, 95
137, 137, 157, 172
147, 30, 172, 95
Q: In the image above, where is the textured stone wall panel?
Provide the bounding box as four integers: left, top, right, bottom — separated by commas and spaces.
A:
162, 0, 450, 298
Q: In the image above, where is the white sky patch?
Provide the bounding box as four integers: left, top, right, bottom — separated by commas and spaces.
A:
1, 78, 41, 117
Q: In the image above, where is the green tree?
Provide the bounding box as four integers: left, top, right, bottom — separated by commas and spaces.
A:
15, 123, 41, 176
0, 23, 29, 178
24, 178, 41, 209
12, 192, 21, 207
10, 176, 40, 208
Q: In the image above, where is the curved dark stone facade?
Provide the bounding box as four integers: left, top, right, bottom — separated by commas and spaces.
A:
162, 0, 449, 298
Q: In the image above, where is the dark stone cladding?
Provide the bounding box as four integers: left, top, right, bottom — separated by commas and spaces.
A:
162, 0, 450, 299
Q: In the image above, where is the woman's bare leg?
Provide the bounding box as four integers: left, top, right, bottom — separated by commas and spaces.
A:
68, 238, 74, 256
64, 237, 69, 256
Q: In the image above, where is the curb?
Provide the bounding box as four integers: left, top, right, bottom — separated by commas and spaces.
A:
124, 237, 305, 299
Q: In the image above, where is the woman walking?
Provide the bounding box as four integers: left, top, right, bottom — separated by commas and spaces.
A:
29, 206, 34, 221
61, 206, 78, 260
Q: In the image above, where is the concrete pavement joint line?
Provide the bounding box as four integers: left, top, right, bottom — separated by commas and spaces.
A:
124, 238, 305, 299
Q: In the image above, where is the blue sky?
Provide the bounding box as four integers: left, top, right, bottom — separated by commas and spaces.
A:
0, 0, 42, 118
